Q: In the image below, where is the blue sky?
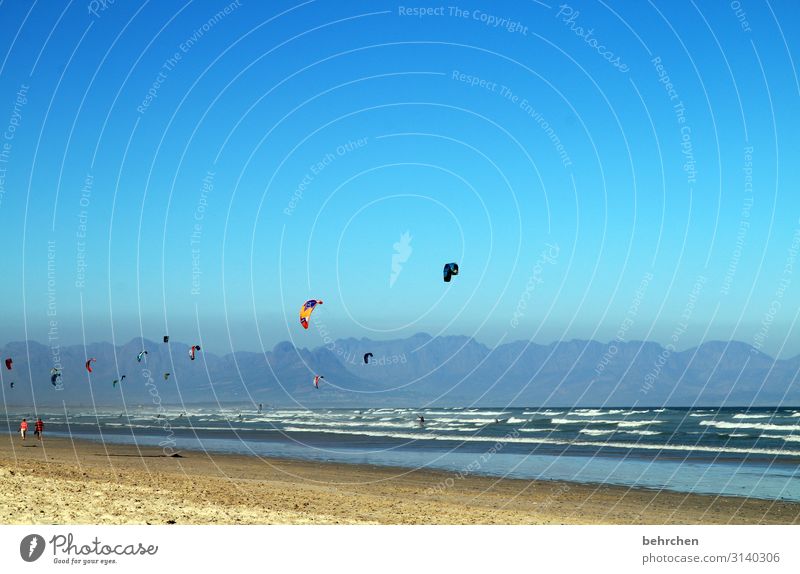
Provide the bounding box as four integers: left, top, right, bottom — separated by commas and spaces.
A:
0, 0, 798, 356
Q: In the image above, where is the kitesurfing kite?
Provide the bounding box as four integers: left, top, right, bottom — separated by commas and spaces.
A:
363, 353, 373, 364
299, 299, 323, 329
137, 350, 148, 362
189, 345, 201, 360
163, 336, 169, 343
112, 379, 119, 388
313, 375, 324, 389
443, 262, 459, 282
85, 358, 96, 373
4, 358, 12, 370
50, 368, 61, 386
9, 382, 14, 389
163, 372, 170, 380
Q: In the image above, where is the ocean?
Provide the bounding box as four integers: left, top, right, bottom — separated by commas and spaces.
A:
4, 406, 800, 502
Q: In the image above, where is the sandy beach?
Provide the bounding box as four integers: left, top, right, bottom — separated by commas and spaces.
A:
1, 434, 799, 525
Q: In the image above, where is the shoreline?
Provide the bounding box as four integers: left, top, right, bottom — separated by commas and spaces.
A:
10, 428, 800, 502
2, 435, 800, 524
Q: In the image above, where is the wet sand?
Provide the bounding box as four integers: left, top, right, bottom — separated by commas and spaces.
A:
1, 435, 799, 525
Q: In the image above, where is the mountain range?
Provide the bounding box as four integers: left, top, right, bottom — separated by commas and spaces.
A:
1, 335, 798, 407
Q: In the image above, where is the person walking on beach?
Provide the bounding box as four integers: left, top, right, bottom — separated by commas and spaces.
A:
34, 418, 44, 441
19, 418, 28, 441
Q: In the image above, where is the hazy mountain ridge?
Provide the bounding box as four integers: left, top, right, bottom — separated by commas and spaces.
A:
1, 335, 799, 407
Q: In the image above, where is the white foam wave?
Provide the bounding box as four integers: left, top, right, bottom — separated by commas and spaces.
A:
700, 421, 800, 432
758, 434, 800, 443
551, 418, 618, 425
432, 417, 508, 424
421, 410, 510, 417
552, 418, 661, 428
287, 421, 411, 430
617, 420, 663, 428
573, 409, 626, 416
279, 427, 800, 456
732, 414, 772, 420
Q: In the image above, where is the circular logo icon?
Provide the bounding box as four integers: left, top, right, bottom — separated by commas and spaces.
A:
20, 534, 45, 562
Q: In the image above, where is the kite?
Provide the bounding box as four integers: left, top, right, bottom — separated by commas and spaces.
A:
363, 353, 373, 364
299, 299, 323, 329
189, 345, 201, 360
313, 375, 324, 389
85, 358, 96, 373
4, 358, 12, 370
443, 262, 459, 282
163, 336, 169, 343
137, 350, 148, 362
50, 368, 61, 386
163, 372, 170, 380
9, 382, 14, 389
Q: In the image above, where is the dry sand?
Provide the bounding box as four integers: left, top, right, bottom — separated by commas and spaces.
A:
1, 434, 799, 525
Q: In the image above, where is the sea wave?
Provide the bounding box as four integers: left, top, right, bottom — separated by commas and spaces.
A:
551, 418, 661, 428
700, 421, 800, 432
617, 420, 663, 428
430, 417, 509, 424
286, 420, 411, 429
573, 409, 626, 416
758, 434, 800, 443
551, 418, 619, 425
279, 427, 800, 456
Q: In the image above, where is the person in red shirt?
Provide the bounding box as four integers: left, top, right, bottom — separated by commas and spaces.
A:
34, 418, 44, 441
20, 418, 28, 441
